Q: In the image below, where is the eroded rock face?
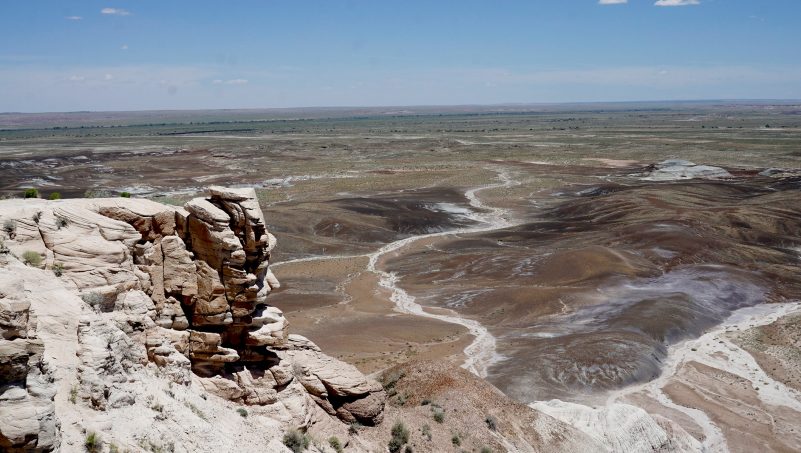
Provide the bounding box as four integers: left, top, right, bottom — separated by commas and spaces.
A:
0, 188, 386, 429
0, 274, 59, 452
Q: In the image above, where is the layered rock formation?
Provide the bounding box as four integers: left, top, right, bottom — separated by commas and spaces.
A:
0, 188, 385, 451
0, 273, 59, 452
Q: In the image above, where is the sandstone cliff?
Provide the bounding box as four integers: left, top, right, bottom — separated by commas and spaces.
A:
0, 188, 385, 452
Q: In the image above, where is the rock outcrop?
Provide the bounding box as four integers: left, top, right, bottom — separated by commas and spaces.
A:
643, 159, 732, 181
0, 272, 59, 452
0, 187, 386, 451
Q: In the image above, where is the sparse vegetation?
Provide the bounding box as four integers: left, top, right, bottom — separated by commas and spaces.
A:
381, 370, 405, 398
185, 401, 207, 420
236, 407, 248, 417
84, 431, 101, 453
22, 250, 42, 267
481, 447, 492, 453
120, 191, 131, 198
388, 420, 410, 453
81, 292, 103, 308
3, 218, 15, 235
485, 415, 498, 431
52, 262, 65, 277
84, 189, 112, 198
420, 398, 431, 406
56, 217, 68, 229
421, 424, 432, 441
451, 433, 461, 446
32, 211, 42, 223
348, 421, 363, 436
23, 188, 38, 199
432, 405, 445, 423
109, 443, 119, 453
48, 192, 61, 200
328, 436, 343, 453
282, 428, 311, 453
69, 385, 78, 404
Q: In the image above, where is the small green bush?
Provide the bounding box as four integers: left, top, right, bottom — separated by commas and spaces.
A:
23, 188, 38, 199
22, 250, 42, 267
84, 431, 101, 452
282, 428, 310, 453
388, 421, 410, 453
236, 407, 248, 418
48, 192, 61, 200
348, 422, 362, 435
120, 192, 131, 198
52, 262, 65, 277
81, 292, 103, 308
451, 433, 461, 446
328, 436, 343, 453
480, 447, 492, 453
2, 219, 15, 234
432, 407, 445, 423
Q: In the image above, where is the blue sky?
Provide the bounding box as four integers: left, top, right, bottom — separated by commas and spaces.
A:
1, 0, 800, 112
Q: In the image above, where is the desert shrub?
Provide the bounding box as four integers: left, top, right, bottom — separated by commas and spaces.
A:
23, 188, 38, 199
432, 406, 445, 423
69, 385, 78, 404
348, 421, 363, 435
22, 250, 42, 267
480, 448, 492, 453
420, 398, 431, 406
485, 415, 498, 431
381, 370, 405, 393
84, 189, 112, 198
56, 217, 68, 229
0, 240, 9, 254
404, 446, 413, 453
3, 218, 15, 234
32, 211, 42, 223
109, 443, 119, 453
81, 292, 103, 308
388, 421, 410, 453
328, 436, 343, 453
236, 407, 248, 417
84, 431, 101, 452
48, 192, 61, 200
282, 428, 310, 453
120, 191, 131, 198
451, 433, 461, 446
52, 262, 64, 277
421, 424, 432, 441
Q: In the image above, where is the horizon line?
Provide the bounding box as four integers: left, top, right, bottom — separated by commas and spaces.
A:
2, 98, 801, 116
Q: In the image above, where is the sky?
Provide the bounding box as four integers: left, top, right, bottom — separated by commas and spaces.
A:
1, 0, 800, 112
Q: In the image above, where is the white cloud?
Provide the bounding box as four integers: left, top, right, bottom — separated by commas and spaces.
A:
213, 78, 249, 85
599, 0, 628, 4
121, 44, 129, 51
104, 74, 114, 80
654, 0, 700, 6
65, 16, 83, 21
101, 8, 131, 16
